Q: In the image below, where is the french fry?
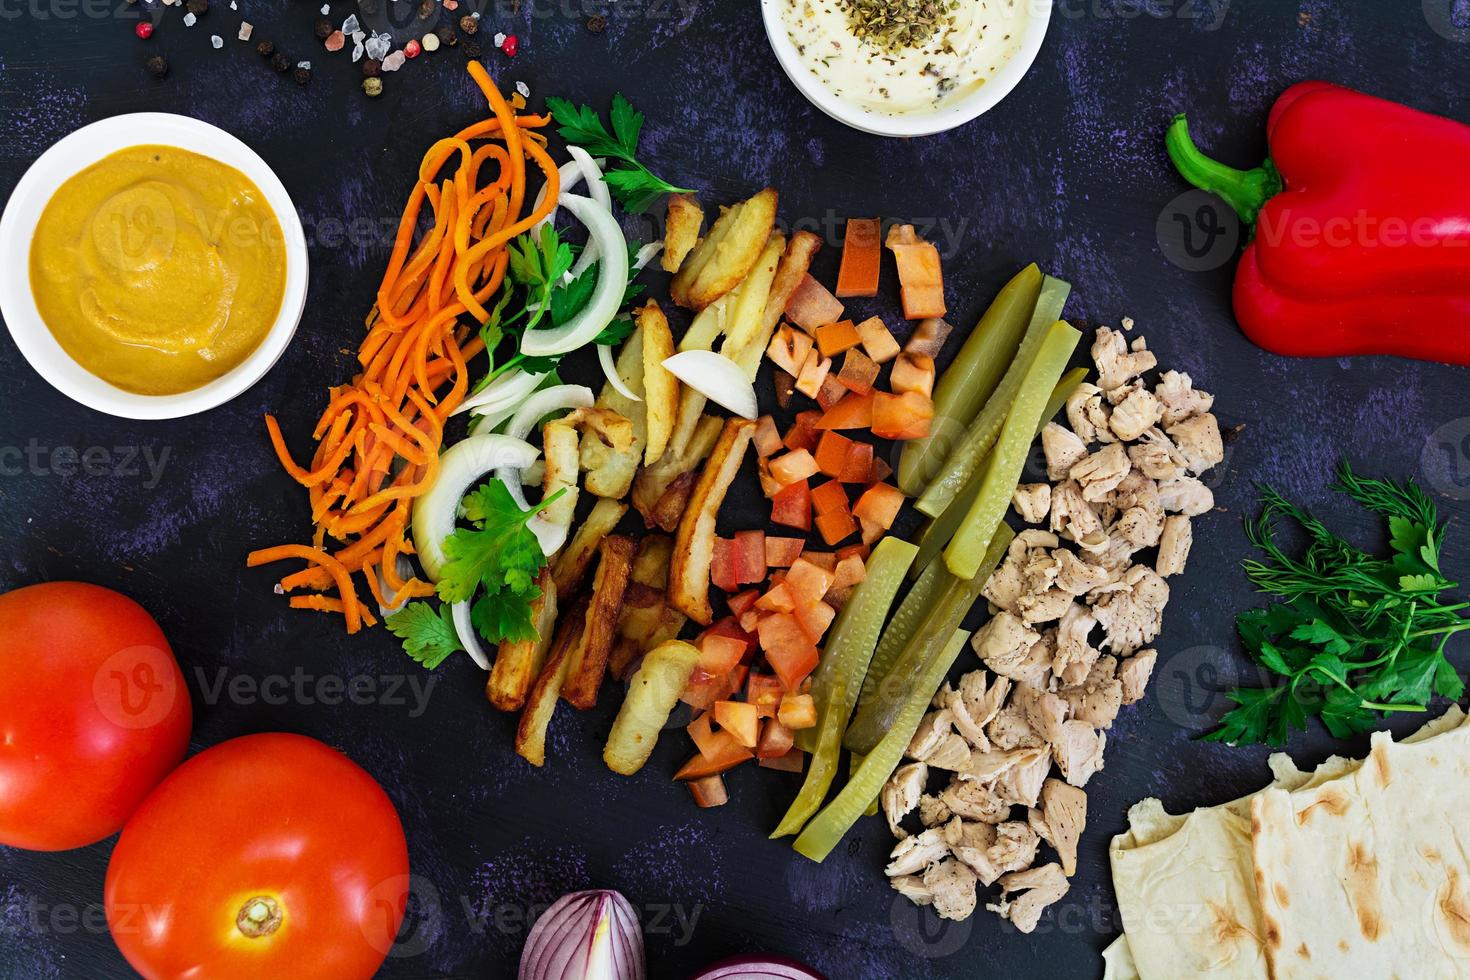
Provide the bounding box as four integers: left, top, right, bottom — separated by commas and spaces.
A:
487, 568, 559, 712
632, 413, 723, 524
721, 232, 786, 366
562, 535, 635, 709
603, 639, 701, 776
648, 470, 697, 533
542, 419, 580, 532
551, 497, 628, 596
639, 301, 678, 466
609, 535, 686, 678
759, 230, 824, 340
670, 188, 778, 310
669, 418, 755, 624
662, 193, 704, 273
632, 533, 675, 588
583, 326, 647, 499
514, 598, 587, 767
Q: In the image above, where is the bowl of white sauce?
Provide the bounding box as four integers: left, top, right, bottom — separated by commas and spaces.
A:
762, 0, 1052, 137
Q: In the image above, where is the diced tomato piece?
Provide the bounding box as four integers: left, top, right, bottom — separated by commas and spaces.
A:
758, 748, 806, 772
698, 634, 747, 677
738, 609, 759, 633
871, 390, 934, 441
815, 320, 862, 358
886, 225, 947, 319
785, 273, 845, 332
770, 479, 811, 531
799, 551, 836, 571
869, 455, 893, 484
814, 430, 854, 478
714, 700, 760, 748
716, 665, 749, 704
836, 348, 880, 396
838, 441, 874, 483
756, 718, 796, 760
702, 615, 756, 654
859, 515, 885, 546
891, 352, 936, 398
734, 529, 766, 586
794, 599, 836, 642
755, 581, 797, 614
756, 458, 783, 499
786, 557, 836, 605
836, 542, 870, 563
757, 614, 820, 690
767, 324, 814, 377
856, 315, 901, 364
746, 673, 784, 718
835, 217, 882, 298
794, 349, 832, 399
770, 449, 819, 486
815, 509, 858, 546
904, 316, 953, 357
681, 669, 721, 710
815, 375, 847, 411
711, 537, 740, 593
810, 479, 849, 517
764, 536, 805, 568
853, 481, 905, 529
784, 411, 822, 453
753, 415, 783, 457
675, 731, 753, 780
831, 553, 868, 592
728, 588, 761, 617
778, 692, 818, 729
687, 711, 721, 757
816, 392, 874, 431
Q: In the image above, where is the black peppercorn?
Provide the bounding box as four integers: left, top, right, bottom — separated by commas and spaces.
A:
435, 24, 457, 47
256, 39, 275, 58
361, 58, 381, 77
416, 0, 432, 19
462, 39, 481, 58
293, 65, 312, 85
458, 14, 478, 35
270, 51, 291, 72
184, 0, 207, 15
313, 17, 332, 40
145, 54, 169, 78
585, 14, 606, 33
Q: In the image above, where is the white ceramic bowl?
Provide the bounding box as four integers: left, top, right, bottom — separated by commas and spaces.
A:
760, 0, 1053, 138
0, 113, 308, 420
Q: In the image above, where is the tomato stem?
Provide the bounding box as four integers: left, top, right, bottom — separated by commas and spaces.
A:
236, 895, 284, 939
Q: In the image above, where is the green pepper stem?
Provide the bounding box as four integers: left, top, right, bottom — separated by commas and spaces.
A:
1165, 114, 1282, 226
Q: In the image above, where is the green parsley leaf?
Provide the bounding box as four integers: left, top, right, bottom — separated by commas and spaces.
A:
436, 481, 549, 605
546, 94, 692, 212
472, 587, 541, 645
386, 602, 464, 669
595, 315, 635, 347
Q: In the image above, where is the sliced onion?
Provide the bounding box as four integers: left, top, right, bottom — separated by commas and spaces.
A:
632, 241, 663, 272
411, 434, 539, 581
518, 890, 644, 980
661, 349, 758, 419
520, 194, 628, 357
453, 367, 547, 418
451, 600, 491, 671
375, 557, 419, 619
690, 956, 826, 980
599, 339, 642, 403
492, 385, 595, 556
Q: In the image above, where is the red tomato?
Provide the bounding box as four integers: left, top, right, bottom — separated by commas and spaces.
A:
105, 733, 410, 980
0, 581, 191, 851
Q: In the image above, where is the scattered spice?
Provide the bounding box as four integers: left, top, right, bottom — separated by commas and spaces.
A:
237, 21, 252, 41
362, 57, 381, 77
417, 0, 433, 18
294, 64, 312, 85
381, 49, 406, 71
210, 33, 223, 48
146, 54, 169, 77
501, 33, 518, 56
436, 24, 457, 47
421, 31, 440, 52
271, 51, 291, 72
405, 39, 421, 58
840, 0, 959, 51
135, 21, 154, 39
462, 39, 481, 58
185, 0, 206, 15
313, 17, 332, 40
363, 76, 383, 97
459, 14, 478, 34
585, 14, 606, 33
324, 30, 345, 52
256, 39, 274, 57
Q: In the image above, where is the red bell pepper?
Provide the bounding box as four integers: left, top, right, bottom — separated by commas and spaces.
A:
1167, 81, 1470, 365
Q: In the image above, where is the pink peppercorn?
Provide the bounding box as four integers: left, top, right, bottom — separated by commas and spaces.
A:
135, 21, 154, 39
404, 39, 421, 58
501, 34, 518, 56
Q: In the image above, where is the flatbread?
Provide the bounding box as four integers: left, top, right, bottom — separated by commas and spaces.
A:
1107, 707, 1468, 980
1252, 718, 1470, 978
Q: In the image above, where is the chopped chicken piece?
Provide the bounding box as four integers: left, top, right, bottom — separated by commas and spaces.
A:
1109, 471, 1164, 549
1017, 586, 1072, 626
1011, 483, 1051, 524
939, 778, 1010, 824
1027, 806, 1052, 847
982, 553, 1026, 615
988, 863, 1070, 934
1012, 683, 1068, 744
1092, 326, 1157, 391
1068, 443, 1131, 502
987, 821, 1041, 876
890, 875, 934, 906
925, 734, 974, 771
882, 762, 928, 838
886, 827, 948, 876
1103, 378, 1143, 407
990, 631, 1055, 688
1042, 422, 1088, 480
1166, 413, 1224, 474
1065, 382, 1107, 443
956, 671, 1011, 730
1050, 480, 1104, 546
986, 703, 1042, 751
918, 794, 952, 827
1053, 721, 1106, 787
1108, 387, 1163, 441
960, 746, 1041, 784
1092, 565, 1169, 655
1156, 515, 1192, 577
945, 817, 1001, 884
1118, 649, 1157, 704
1054, 549, 1115, 595
1013, 528, 1061, 554
972, 613, 1041, 677
1157, 475, 1214, 516
1154, 370, 1214, 427
906, 709, 954, 762
943, 683, 991, 751
1060, 655, 1123, 729
994, 745, 1053, 808
923, 857, 979, 920
1020, 550, 1061, 595
1127, 428, 1188, 481
1052, 602, 1099, 686
1037, 779, 1087, 876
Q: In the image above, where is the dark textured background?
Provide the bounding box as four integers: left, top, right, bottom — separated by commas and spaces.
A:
4, 1, 1470, 977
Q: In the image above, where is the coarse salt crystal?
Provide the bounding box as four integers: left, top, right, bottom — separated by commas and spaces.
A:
229, 0, 236, 7
381, 49, 406, 71
210, 34, 223, 48
297, 60, 312, 69
238, 21, 253, 40
341, 14, 359, 35
492, 31, 506, 46
352, 39, 364, 61
515, 80, 529, 98
182, 10, 196, 25
320, 3, 329, 14
365, 31, 391, 61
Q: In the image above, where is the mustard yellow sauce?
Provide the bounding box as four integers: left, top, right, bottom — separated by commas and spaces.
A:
28, 145, 287, 395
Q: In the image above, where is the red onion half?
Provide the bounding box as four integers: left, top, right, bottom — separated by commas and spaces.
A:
519, 890, 645, 980
690, 954, 826, 980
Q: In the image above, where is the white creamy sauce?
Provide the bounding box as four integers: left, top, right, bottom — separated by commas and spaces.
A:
781, 0, 1030, 116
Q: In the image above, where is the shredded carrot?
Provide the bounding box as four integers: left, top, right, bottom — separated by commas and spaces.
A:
251, 65, 552, 634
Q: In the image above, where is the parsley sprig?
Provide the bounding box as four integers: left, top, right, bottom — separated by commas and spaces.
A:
1206, 462, 1469, 746
546, 93, 693, 212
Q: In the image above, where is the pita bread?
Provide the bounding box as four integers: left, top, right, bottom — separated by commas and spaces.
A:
1106, 707, 1469, 980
